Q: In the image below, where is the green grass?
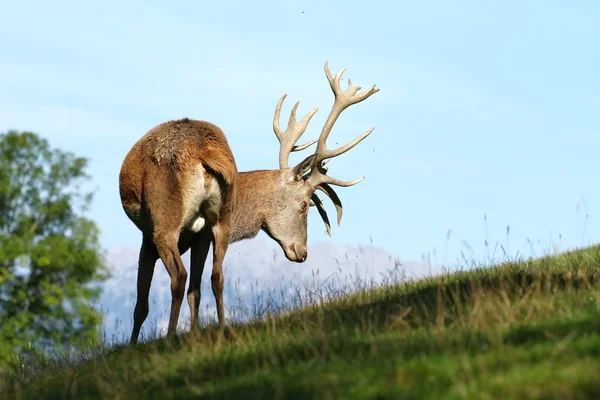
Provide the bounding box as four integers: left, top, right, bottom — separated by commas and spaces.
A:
2, 245, 600, 399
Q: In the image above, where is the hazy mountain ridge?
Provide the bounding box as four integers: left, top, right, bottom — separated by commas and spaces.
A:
99, 239, 438, 341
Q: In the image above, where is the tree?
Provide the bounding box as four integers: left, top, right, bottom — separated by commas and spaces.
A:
0, 130, 109, 365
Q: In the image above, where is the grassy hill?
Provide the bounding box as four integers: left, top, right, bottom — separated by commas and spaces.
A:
2, 246, 600, 399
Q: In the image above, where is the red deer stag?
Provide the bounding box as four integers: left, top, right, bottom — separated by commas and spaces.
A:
119, 61, 379, 344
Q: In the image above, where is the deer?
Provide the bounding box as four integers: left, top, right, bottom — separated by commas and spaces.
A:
119, 61, 379, 344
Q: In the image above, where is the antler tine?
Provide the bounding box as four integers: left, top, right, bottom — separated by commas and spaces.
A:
306, 61, 379, 188
272, 94, 287, 140
315, 183, 344, 226
273, 94, 319, 169
310, 193, 332, 237
320, 127, 375, 163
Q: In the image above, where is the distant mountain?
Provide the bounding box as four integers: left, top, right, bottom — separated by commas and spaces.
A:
98, 239, 439, 342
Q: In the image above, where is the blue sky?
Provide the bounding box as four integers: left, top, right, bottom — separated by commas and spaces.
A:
1, 0, 599, 267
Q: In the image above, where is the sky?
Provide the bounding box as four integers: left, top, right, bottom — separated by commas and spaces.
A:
1, 0, 599, 269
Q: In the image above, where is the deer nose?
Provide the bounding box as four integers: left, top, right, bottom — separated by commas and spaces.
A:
298, 249, 307, 262
289, 244, 307, 263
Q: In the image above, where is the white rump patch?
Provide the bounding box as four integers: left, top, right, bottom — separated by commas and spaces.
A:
181, 163, 223, 232
190, 217, 206, 233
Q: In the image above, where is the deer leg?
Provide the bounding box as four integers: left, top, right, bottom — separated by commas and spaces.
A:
187, 231, 211, 330
211, 223, 229, 329
130, 236, 159, 344
154, 232, 188, 337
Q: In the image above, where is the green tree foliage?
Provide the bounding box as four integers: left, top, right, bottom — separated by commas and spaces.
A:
0, 130, 108, 365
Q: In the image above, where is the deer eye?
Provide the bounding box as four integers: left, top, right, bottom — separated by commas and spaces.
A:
300, 201, 308, 213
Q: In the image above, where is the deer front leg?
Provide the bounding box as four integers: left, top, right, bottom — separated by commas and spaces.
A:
211, 223, 229, 329
188, 231, 211, 330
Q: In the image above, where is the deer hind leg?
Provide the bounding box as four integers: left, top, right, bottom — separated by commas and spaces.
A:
211, 223, 229, 329
130, 236, 159, 344
153, 230, 188, 337
187, 231, 211, 330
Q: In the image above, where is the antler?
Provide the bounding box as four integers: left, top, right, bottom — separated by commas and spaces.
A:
306, 61, 379, 188
271, 62, 379, 236
273, 94, 319, 169
305, 61, 379, 235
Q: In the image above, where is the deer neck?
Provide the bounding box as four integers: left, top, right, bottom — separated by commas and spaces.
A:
228, 169, 281, 243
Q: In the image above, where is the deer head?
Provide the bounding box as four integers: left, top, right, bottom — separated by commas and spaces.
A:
259, 61, 379, 262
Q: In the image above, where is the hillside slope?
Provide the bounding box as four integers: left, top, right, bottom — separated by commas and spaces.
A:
3, 246, 600, 399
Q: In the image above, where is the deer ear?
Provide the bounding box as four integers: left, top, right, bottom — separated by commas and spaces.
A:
291, 154, 316, 181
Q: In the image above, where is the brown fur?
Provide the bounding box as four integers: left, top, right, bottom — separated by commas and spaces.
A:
228, 170, 280, 243
120, 118, 236, 228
